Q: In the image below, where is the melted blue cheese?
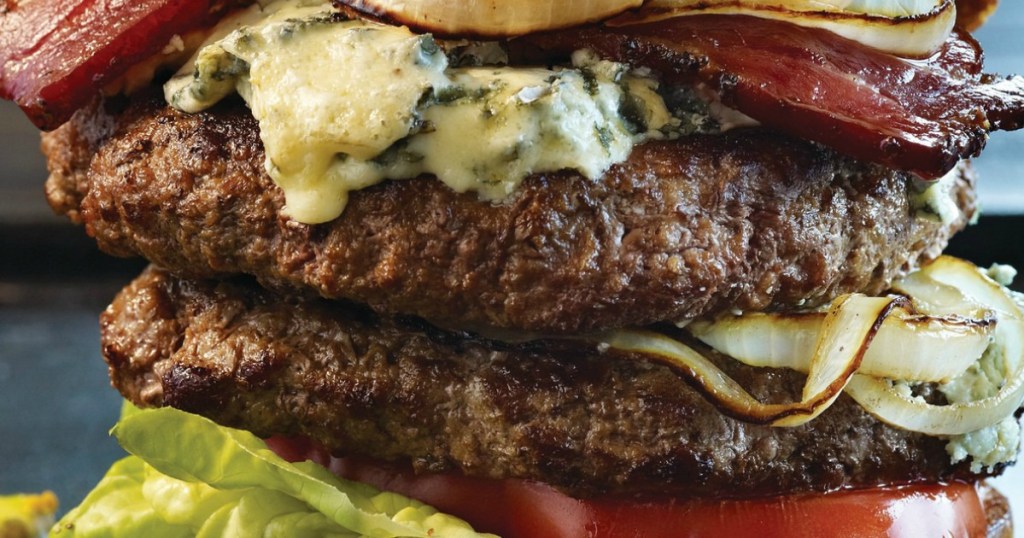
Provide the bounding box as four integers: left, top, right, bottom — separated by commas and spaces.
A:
910, 165, 963, 227
941, 338, 1022, 472
165, 1, 674, 223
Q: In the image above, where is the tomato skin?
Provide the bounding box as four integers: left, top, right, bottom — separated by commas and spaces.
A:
265, 437, 989, 538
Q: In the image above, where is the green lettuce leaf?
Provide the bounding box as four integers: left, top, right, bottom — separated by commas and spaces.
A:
51, 407, 493, 538
51, 457, 192, 538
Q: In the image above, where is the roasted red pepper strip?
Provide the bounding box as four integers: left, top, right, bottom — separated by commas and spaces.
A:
0, 0, 227, 130
517, 15, 1024, 178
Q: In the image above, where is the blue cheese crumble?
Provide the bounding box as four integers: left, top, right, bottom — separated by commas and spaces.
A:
165, 0, 679, 223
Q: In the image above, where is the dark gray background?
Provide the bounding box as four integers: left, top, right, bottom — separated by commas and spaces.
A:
1, 8, 1023, 532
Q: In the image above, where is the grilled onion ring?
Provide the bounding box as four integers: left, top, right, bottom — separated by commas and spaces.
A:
846, 256, 1024, 436
608, 0, 956, 57
601, 295, 900, 427
609, 256, 1023, 439
689, 302, 995, 383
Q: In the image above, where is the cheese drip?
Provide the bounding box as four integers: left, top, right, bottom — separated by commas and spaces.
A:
165, 0, 675, 223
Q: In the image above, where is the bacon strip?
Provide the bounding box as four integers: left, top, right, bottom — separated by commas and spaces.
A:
0, 0, 224, 130
5, 3, 1022, 175
517, 15, 1024, 178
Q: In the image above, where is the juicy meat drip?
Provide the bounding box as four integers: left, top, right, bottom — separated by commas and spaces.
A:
103, 266, 998, 499
515, 15, 1024, 178
45, 94, 976, 332
0, 0, 239, 130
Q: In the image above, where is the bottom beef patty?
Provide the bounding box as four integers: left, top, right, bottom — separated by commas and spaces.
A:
102, 266, 996, 499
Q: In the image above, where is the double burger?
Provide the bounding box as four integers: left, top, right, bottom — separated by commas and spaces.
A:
3, 0, 1024, 536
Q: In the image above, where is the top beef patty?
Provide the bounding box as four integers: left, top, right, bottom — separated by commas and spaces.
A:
44, 93, 976, 332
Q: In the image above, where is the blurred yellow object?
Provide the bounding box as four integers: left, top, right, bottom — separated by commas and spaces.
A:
0, 492, 57, 538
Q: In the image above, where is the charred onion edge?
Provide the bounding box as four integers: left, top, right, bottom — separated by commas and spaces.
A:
689, 300, 996, 383
597, 294, 901, 426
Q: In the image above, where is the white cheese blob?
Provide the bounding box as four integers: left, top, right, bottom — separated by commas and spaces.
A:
165, 0, 676, 223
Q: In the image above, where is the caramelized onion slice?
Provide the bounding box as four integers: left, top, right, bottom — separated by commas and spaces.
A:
901, 256, 1023, 322
845, 350, 1024, 436
340, 0, 642, 36
690, 303, 995, 383
846, 256, 1024, 436
608, 0, 955, 57
604, 256, 1023, 435
602, 295, 898, 427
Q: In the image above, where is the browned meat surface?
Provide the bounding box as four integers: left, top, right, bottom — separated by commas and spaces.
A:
47, 93, 976, 332
102, 266, 997, 499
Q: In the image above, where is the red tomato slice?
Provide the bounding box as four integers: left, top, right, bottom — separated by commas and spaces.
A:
265, 436, 990, 538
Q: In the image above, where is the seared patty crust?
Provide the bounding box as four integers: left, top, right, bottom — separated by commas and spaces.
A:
46, 93, 976, 332
103, 266, 996, 499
